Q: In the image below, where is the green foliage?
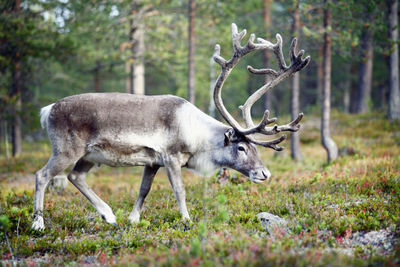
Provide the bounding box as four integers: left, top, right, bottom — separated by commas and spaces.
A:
0, 215, 11, 233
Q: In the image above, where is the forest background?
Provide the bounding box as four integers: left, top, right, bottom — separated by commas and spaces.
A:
1, 0, 399, 158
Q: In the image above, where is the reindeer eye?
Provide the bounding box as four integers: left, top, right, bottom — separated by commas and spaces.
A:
238, 146, 246, 152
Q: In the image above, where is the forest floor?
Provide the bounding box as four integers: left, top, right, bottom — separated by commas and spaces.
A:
0, 112, 399, 266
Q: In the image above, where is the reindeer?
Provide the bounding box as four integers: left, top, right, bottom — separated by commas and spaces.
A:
32, 23, 310, 230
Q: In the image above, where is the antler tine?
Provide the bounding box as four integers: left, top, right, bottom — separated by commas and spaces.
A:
247, 65, 279, 78
238, 111, 303, 136
256, 37, 275, 47
213, 44, 227, 68
247, 135, 287, 151
289, 37, 298, 63
231, 23, 247, 52
273, 34, 288, 71
258, 110, 277, 128
261, 113, 304, 135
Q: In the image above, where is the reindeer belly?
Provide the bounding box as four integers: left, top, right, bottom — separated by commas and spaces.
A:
83, 140, 162, 167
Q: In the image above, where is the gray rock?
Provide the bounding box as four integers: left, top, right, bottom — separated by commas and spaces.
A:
342, 227, 396, 253
257, 212, 290, 235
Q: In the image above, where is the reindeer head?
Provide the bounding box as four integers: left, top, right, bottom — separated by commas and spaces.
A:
219, 129, 270, 183
213, 23, 310, 183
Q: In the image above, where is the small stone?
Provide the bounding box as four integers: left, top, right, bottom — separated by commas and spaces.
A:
257, 212, 290, 236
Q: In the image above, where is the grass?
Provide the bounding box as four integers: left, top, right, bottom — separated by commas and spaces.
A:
0, 112, 399, 266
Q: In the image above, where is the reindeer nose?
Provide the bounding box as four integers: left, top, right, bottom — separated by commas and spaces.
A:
262, 169, 271, 180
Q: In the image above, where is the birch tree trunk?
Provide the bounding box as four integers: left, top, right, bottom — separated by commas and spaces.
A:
388, 0, 400, 119
290, 0, 301, 161
317, 46, 323, 106
188, 0, 195, 104
263, 0, 272, 111
321, 0, 338, 162
133, 24, 145, 95
126, 8, 145, 95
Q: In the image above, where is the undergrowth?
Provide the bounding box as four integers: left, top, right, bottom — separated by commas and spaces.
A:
0, 113, 399, 266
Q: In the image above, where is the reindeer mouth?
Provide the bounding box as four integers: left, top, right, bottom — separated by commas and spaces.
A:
249, 169, 271, 184
250, 177, 265, 184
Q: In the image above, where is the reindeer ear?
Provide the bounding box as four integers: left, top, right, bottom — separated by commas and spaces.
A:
224, 129, 236, 146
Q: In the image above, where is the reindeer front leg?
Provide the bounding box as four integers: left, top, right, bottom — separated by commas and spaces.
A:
163, 155, 190, 221
129, 165, 160, 224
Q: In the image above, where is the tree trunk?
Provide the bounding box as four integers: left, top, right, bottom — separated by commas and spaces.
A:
321, 0, 338, 162
188, 0, 195, 104
11, 59, 22, 157
126, 17, 134, 94
133, 24, 145, 95
316, 7, 324, 106
388, 0, 400, 119
126, 15, 145, 95
262, 0, 272, 111
316, 46, 323, 106
356, 16, 374, 113
10, 0, 22, 157
290, 0, 301, 161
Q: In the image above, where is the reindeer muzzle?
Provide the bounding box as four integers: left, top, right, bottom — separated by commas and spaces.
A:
249, 168, 271, 184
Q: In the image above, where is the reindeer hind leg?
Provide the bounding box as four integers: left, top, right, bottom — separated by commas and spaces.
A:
32, 152, 76, 230
67, 158, 117, 225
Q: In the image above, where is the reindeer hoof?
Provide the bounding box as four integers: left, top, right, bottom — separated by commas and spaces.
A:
128, 212, 140, 224
101, 213, 117, 225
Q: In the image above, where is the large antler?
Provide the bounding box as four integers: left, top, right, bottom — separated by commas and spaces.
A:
213, 23, 310, 151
